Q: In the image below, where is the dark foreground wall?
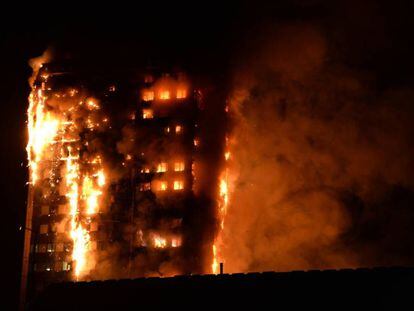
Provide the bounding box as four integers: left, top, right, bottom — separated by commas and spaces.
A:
28, 267, 414, 310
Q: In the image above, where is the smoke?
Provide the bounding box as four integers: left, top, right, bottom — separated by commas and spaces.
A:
28, 48, 53, 86
221, 23, 414, 272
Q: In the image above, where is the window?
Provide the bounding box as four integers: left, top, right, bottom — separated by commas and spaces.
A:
157, 162, 167, 173
90, 222, 99, 232
174, 162, 185, 172
58, 204, 68, 215
40, 205, 49, 215
47, 243, 54, 253
55, 261, 63, 272
171, 236, 182, 247
175, 125, 182, 134
38, 244, 47, 253
144, 75, 154, 83
55, 243, 64, 252
109, 85, 116, 92
193, 138, 199, 147
140, 167, 150, 174
173, 180, 184, 190
64, 243, 71, 252
159, 90, 170, 100
40, 224, 48, 234
62, 261, 71, 271
142, 109, 154, 119
165, 126, 170, 134
56, 223, 66, 233
159, 181, 168, 191
140, 182, 151, 191
176, 89, 187, 99
142, 90, 154, 101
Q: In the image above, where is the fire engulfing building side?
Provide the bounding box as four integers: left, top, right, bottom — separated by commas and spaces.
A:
22, 59, 228, 304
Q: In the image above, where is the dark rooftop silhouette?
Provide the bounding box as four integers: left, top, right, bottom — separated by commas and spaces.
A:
29, 267, 414, 310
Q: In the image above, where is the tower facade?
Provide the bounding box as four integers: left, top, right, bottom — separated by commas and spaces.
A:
22, 61, 208, 304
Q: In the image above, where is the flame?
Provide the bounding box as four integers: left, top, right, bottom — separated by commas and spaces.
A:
212, 149, 231, 274
153, 234, 167, 248
82, 175, 102, 215
27, 61, 107, 280
70, 224, 90, 277
176, 89, 187, 99
27, 90, 60, 184
159, 90, 170, 100
142, 90, 154, 101
96, 170, 105, 187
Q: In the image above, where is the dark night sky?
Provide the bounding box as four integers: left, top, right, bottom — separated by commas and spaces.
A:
1, 0, 413, 309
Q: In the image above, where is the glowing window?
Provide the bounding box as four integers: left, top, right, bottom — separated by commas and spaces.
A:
40, 224, 48, 234
157, 162, 168, 173
165, 126, 170, 134
47, 243, 54, 253
142, 109, 154, 119
153, 234, 167, 248
175, 125, 182, 134
109, 85, 116, 92
159, 181, 168, 191
142, 90, 155, 101
174, 162, 185, 172
173, 180, 184, 190
193, 138, 199, 147
159, 90, 170, 100
62, 261, 71, 271
171, 236, 182, 247
140, 183, 151, 191
140, 167, 150, 174
176, 89, 187, 99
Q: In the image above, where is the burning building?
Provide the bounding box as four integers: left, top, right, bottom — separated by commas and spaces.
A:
21, 58, 227, 305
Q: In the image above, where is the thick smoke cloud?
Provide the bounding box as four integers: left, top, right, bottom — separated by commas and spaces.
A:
221, 23, 414, 272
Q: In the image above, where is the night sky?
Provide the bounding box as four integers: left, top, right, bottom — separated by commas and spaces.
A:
1, 1, 414, 309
